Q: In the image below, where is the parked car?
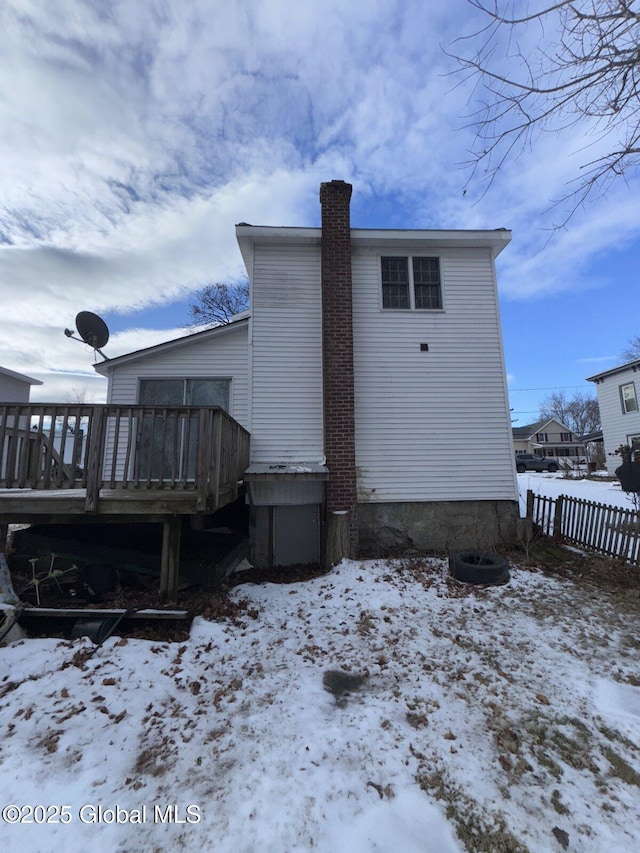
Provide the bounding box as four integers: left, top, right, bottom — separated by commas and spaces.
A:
515, 454, 560, 474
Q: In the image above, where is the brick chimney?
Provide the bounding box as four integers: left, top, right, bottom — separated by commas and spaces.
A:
319, 180, 358, 559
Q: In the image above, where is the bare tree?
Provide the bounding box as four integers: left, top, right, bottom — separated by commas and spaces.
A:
187, 280, 250, 328
450, 1, 640, 221
63, 387, 90, 405
539, 390, 601, 434
620, 334, 640, 362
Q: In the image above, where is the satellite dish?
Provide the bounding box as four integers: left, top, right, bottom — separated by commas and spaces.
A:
64, 311, 109, 360
75, 312, 109, 349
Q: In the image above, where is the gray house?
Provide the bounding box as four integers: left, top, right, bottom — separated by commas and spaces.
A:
588, 359, 640, 474
0, 366, 42, 402
97, 180, 519, 568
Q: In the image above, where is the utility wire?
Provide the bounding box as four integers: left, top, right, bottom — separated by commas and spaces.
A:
508, 384, 592, 392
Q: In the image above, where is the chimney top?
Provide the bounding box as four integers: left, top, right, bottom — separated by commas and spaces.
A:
319, 179, 352, 200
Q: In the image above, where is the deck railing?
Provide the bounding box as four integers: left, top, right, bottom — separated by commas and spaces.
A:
0, 404, 250, 513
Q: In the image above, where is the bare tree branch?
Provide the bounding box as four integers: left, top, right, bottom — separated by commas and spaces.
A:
186, 280, 250, 329
539, 389, 601, 434
620, 333, 640, 361
447, 1, 640, 223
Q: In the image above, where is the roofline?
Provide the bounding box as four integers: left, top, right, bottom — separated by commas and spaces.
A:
586, 359, 640, 383
0, 366, 43, 385
94, 317, 249, 375
511, 417, 574, 437
235, 224, 512, 273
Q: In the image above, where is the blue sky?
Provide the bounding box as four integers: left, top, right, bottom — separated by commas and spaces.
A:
1, 0, 638, 426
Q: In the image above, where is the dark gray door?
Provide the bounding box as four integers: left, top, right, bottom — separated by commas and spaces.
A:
273, 504, 320, 566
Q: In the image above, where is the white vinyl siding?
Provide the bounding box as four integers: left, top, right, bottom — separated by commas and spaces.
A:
352, 246, 517, 502
102, 324, 248, 481
593, 369, 640, 474
249, 243, 323, 462
106, 324, 248, 428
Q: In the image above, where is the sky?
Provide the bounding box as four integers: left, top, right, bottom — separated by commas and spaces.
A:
1, 0, 639, 423
2, 490, 640, 853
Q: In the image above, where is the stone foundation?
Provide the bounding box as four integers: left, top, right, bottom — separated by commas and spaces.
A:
358, 500, 520, 556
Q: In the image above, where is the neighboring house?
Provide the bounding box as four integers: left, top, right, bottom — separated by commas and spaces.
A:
0, 366, 42, 402
97, 180, 519, 568
0, 367, 43, 488
587, 359, 640, 475
512, 418, 585, 460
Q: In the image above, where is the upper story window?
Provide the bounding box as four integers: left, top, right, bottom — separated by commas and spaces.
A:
381, 256, 442, 310
560, 432, 572, 442
620, 382, 638, 414
536, 432, 548, 442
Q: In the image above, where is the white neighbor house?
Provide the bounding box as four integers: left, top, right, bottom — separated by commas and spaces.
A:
588, 359, 640, 474
96, 181, 519, 568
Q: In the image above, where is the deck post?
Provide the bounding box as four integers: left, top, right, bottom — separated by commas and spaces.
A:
160, 516, 182, 604
85, 407, 107, 512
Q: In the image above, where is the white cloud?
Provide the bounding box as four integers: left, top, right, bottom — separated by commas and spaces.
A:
0, 0, 638, 399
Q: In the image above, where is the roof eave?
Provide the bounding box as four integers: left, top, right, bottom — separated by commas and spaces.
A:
94, 317, 249, 375
587, 359, 640, 383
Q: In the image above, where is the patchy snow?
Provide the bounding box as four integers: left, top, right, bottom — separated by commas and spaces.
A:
517, 472, 637, 516
2, 557, 640, 852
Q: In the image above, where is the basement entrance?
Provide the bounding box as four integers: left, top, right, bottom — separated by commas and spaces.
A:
273, 504, 320, 566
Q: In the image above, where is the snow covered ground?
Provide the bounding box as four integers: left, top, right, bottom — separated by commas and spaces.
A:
2, 555, 640, 853
517, 471, 637, 516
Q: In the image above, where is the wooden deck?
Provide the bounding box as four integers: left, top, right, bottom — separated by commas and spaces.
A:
0, 403, 250, 600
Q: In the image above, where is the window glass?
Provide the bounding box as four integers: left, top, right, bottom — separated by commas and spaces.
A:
187, 379, 230, 410
381, 257, 410, 309
139, 379, 184, 406
413, 257, 442, 309
621, 383, 638, 414
139, 378, 230, 411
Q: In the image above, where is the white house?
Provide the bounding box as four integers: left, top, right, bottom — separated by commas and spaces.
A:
587, 359, 640, 474
97, 180, 519, 568
0, 366, 42, 402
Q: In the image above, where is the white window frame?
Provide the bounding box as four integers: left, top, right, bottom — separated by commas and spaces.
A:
380, 255, 444, 311
560, 432, 572, 442
620, 382, 638, 414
